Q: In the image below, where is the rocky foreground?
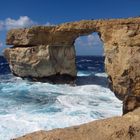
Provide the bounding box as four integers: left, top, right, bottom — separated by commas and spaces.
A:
13, 108, 140, 140
4, 17, 140, 140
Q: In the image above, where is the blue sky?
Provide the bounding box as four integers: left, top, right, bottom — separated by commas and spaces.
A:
0, 0, 140, 55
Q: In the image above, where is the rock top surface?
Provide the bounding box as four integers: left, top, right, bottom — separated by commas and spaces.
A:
6, 17, 140, 46
13, 108, 140, 140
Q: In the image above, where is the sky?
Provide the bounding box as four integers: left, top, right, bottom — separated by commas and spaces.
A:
0, 0, 140, 55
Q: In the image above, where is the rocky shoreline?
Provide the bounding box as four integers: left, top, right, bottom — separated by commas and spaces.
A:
13, 108, 140, 140
4, 17, 140, 140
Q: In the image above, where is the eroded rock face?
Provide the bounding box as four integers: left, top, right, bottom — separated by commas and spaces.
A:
4, 17, 140, 100
123, 95, 140, 114
100, 24, 140, 100
13, 108, 140, 140
4, 45, 76, 83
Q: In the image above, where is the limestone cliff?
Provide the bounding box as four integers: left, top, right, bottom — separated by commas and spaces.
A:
4, 17, 140, 101
4, 45, 76, 83
13, 108, 140, 140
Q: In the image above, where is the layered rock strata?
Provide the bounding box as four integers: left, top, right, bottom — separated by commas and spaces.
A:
13, 108, 140, 140
4, 44, 76, 83
4, 17, 140, 100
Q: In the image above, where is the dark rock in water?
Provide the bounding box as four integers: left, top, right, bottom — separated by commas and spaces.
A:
21, 74, 76, 84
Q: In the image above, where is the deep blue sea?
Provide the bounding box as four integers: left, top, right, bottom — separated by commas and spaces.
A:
0, 56, 122, 140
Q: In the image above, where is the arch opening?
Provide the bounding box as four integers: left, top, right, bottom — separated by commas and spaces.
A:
74, 32, 107, 86
75, 32, 104, 56
73, 32, 122, 118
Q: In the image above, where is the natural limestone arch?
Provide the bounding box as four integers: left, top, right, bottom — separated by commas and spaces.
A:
4, 17, 140, 104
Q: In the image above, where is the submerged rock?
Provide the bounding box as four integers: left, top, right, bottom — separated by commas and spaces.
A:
13, 108, 140, 140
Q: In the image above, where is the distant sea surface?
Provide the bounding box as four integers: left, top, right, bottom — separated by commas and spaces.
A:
0, 56, 122, 140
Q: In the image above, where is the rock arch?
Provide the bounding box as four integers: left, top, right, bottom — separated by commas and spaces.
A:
4, 17, 140, 101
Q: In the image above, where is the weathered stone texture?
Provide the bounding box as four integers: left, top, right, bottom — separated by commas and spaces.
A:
100, 24, 140, 99
13, 108, 140, 140
4, 45, 76, 82
4, 17, 140, 100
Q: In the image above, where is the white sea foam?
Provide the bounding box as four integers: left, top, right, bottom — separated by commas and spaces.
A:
0, 73, 122, 140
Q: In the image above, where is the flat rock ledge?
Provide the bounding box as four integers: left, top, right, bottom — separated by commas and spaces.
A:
13, 108, 140, 140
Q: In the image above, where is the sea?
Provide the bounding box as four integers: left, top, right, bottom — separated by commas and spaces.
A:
0, 55, 122, 140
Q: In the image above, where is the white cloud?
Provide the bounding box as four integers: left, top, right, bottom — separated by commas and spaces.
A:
45, 22, 55, 26
0, 16, 37, 30
0, 16, 55, 31
75, 37, 83, 45
75, 33, 102, 47
5, 16, 36, 30
87, 34, 101, 47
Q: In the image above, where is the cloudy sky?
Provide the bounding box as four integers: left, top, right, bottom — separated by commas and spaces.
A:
0, 0, 140, 55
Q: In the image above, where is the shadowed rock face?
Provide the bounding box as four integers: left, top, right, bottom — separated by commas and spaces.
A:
123, 95, 140, 115
4, 17, 140, 100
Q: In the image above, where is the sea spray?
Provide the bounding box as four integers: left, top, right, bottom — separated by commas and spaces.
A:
0, 56, 122, 140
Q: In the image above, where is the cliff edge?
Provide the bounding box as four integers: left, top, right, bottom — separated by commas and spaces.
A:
13, 108, 140, 140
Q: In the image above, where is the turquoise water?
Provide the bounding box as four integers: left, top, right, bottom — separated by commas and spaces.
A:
0, 56, 122, 140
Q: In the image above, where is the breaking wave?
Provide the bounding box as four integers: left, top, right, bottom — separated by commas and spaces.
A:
0, 56, 122, 140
